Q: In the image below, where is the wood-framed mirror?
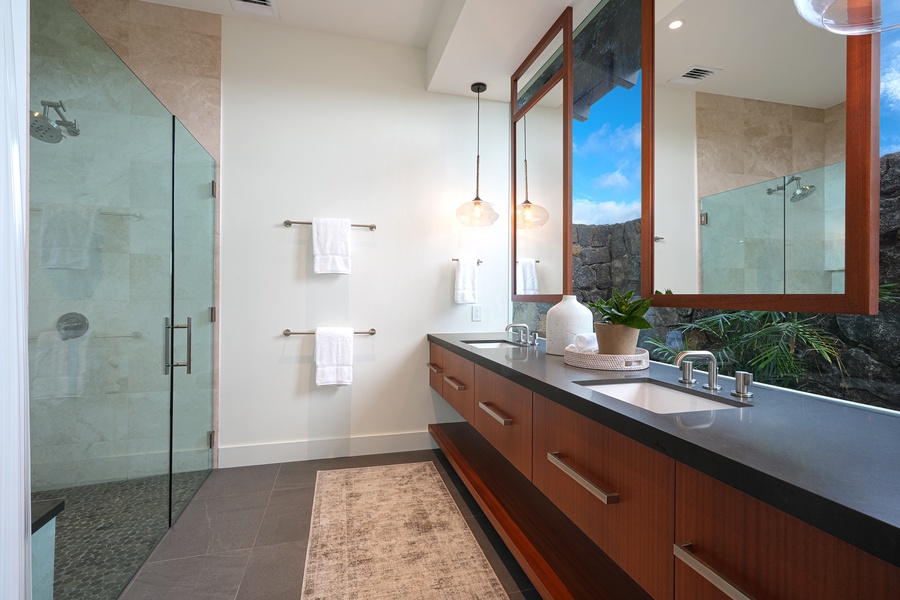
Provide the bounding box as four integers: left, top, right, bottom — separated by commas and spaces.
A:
643, 0, 880, 314
511, 8, 573, 303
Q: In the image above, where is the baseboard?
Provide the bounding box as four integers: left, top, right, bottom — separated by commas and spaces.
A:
217, 430, 437, 468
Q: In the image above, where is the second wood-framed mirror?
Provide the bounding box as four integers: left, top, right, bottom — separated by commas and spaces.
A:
643, 0, 880, 314
511, 8, 573, 304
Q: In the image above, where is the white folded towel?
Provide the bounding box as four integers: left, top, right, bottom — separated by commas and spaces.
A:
454, 258, 478, 304
40, 204, 99, 269
315, 327, 354, 386
312, 218, 351, 274
574, 332, 599, 353
516, 259, 539, 294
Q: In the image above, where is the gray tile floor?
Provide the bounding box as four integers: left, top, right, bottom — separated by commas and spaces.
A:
119, 449, 540, 599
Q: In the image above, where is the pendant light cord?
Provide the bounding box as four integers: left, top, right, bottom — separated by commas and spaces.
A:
523, 115, 529, 203
475, 87, 481, 200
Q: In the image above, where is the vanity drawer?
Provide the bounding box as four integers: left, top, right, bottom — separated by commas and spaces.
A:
533, 394, 675, 600
675, 463, 900, 600
427, 342, 444, 394
439, 350, 475, 423
473, 365, 532, 480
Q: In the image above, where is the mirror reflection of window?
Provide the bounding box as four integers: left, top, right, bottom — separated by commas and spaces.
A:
571, 0, 643, 301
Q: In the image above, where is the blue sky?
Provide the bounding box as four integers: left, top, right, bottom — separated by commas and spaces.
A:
571, 30, 900, 225
882, 29, 900, 154
572, 75, 643, 225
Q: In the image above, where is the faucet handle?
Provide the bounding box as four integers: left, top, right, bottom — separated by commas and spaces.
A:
679, 360, 697, 385
731, 371, 753, 399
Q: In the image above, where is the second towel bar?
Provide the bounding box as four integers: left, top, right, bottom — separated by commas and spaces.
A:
283, 220, 376, 230
283, 328, 376, 337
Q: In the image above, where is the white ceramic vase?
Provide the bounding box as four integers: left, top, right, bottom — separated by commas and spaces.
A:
545, 295, 593, 355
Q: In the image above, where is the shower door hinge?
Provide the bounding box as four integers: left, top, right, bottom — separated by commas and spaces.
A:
209, 306, 217, 322
700, 212, 709, 225
211, 180, 217, 198
208, 430, 215, 449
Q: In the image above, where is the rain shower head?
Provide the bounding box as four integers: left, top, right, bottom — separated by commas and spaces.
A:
30, 111, 63, 143
30, 100, 79, 143
791, 183, 817, 202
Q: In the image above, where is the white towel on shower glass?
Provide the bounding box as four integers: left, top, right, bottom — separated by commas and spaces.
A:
40, 203, 99, 269
454, 258, 478, 304
315, 327, 353, 386
312, 218, 351, 274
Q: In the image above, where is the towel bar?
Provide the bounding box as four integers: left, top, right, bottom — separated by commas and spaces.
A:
283, 220, 376, 231
283, 328, 376, 337
31, 207, 142, 220
515, 259, 541, 263
452, 258, 483, 265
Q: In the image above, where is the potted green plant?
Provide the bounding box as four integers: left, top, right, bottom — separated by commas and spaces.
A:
587, 289, 653, 355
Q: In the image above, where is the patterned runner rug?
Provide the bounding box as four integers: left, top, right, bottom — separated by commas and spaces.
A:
300, 462, 510, 599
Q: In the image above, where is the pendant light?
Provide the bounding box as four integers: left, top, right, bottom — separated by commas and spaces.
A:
515, 115, 550, 229
456, 83, 499, 227
794, 0, 900, 35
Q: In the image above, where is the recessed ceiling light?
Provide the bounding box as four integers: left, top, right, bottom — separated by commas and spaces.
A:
668, 19, 684, 30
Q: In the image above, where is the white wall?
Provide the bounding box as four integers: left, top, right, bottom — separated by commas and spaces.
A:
1, 0, 32, 595
653, 85, 699, 293
219, 18, 511, 467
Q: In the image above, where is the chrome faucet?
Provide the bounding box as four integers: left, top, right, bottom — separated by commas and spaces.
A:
505, 323, 531, 345
675, 350, 721, 391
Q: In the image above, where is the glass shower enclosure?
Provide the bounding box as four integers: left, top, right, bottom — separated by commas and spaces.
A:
699, 162, 845, 295
28, 0, 215, 598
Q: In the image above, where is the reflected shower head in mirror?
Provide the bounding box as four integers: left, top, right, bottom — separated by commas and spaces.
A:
790, 176, 817, 202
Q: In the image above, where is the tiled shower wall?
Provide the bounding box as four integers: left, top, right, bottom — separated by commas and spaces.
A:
695, 92, 845, 199
68, 0, 221, 162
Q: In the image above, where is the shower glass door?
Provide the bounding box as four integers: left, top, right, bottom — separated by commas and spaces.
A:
170, 118, 216, 519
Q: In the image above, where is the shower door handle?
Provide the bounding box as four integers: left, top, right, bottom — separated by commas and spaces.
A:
167, 317, 193, 375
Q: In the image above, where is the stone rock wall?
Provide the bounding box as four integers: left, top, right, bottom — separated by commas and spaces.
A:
572, 220, 642, 304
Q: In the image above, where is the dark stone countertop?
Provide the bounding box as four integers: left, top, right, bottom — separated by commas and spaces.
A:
428, 332, 900, 568
32, 498, 65, 534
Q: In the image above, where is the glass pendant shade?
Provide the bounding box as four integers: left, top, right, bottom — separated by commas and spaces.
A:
456, 198, 500, 226
457, 82, 498, 227
516, 200, 550, 228
794, 0, 900, 34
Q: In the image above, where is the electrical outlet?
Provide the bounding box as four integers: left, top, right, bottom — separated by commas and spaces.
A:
471, 305, 483, 322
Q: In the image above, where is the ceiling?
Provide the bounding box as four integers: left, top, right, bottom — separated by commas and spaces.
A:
145, 0, 846, 107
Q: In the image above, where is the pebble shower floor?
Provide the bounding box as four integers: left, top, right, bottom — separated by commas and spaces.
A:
32, 471, 208, 600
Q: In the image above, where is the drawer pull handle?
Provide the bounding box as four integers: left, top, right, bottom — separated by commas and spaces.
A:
674, 542, 755, 600
427, 362, 443, 374
479, 402, 512, 425
443, 376, 465, 391
547, 452, 619, 505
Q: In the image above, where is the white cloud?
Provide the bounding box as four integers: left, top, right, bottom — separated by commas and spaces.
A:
572, 198, 641, 225
883, 38, 900, 111
575, 122, 642, 156
593, 170, 629, 188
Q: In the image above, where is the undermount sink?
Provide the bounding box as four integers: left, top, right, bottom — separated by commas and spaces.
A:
578, 381, 749, 414
462, 340, 527, 349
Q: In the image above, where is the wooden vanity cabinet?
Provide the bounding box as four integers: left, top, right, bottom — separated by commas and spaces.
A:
431, 346, 475, 423
532, 394, 675, 600
675, 463, 900, 599
472, 365, 533, 480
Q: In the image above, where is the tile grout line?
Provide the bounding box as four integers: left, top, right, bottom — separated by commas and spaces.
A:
232, 462, 283, 599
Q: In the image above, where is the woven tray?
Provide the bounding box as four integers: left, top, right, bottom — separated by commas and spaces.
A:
563, 347, 649, 371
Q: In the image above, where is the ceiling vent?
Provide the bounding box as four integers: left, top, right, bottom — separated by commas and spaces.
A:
668, 65, 723, 85
230, 0, 279, 19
